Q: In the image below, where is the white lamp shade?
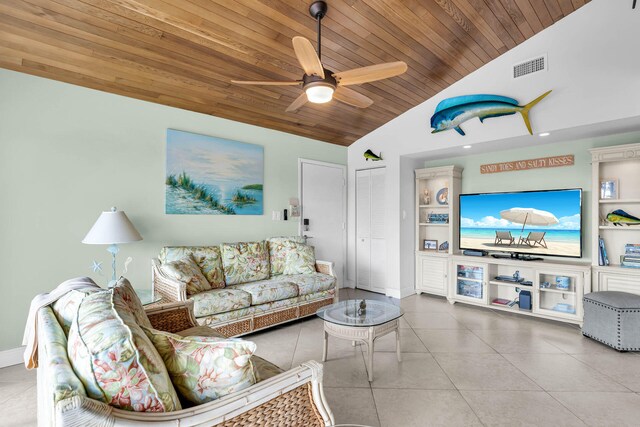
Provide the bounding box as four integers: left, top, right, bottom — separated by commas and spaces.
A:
82, 208, 143, 245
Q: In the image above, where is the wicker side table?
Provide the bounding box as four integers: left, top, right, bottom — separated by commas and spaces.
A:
317, 299, 403, 381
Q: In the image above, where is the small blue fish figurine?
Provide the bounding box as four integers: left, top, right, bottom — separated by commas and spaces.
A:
364, 149, 383, 161
430, 91, 552, 136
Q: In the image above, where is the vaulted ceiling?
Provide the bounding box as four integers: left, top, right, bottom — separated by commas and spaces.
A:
0, 0, 588, 146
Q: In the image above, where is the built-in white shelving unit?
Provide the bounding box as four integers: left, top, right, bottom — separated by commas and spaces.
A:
414, 166, 462, 296
590, 143, 640, 294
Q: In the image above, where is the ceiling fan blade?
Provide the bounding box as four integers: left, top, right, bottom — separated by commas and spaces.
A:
333, 87, 374, 108
285, 92, 308, 112
292, 36, 325, 78
334, 61, 407, 86
231, 80, 301, 86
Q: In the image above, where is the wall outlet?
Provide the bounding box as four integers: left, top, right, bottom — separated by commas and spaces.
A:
272, 211, 281, 221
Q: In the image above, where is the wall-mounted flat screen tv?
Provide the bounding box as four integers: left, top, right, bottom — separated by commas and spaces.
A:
459, 188, 582, 258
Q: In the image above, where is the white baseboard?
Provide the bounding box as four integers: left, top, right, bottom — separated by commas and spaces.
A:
0, 346, 24, 368
386, 287, 416, 299
342, 279, 356, 289
400, 287, 417, 299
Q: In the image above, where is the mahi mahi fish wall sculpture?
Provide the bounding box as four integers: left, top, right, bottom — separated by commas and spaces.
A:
430, 90, 552, 136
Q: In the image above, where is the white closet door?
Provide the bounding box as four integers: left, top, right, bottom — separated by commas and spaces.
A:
355, 168, 386, 293
369, 168, 386, 239
369, 168, 386, 291
356, 237, 371, 290
370, 238, 386, 292
356, 170, 371, 238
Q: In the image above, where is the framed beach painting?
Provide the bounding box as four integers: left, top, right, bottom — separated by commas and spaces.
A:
166, 129, 264, 215
423, 239, 438, 250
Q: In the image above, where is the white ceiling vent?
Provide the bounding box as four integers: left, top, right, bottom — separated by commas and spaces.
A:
513, 54, 547, 79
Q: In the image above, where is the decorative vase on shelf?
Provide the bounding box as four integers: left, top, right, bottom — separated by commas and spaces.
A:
423, 189, 430, 205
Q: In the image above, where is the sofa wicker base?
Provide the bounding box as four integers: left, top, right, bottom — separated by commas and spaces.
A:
210, 297, 334, 338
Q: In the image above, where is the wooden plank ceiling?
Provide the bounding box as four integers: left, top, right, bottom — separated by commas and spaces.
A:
0, 0, 588, 146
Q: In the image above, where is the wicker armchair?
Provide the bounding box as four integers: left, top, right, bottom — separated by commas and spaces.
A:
38, 300, 335, 426
152, 258, 338, 337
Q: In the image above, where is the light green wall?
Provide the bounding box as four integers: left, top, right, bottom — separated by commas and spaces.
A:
0, 69, 346, 351
423, 132, 640, 263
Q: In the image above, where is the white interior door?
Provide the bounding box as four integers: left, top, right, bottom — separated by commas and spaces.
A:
356, 238, 371, 290
370, 169, 386, 293
356, 171, 371, 290
299, 159, 346, 287
356, 168, 386, 294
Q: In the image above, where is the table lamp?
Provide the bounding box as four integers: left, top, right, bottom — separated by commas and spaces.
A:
82, 207, 142, 287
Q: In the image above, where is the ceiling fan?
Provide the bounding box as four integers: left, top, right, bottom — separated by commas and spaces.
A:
231, 1, 408, 112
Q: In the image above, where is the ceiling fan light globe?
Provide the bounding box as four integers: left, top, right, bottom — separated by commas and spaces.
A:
305, 84, 334, 103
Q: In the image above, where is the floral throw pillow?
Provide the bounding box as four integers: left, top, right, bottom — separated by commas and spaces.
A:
160, 253, 211, 295
160, 246, 225, 289
51, 288, 99, 336
144, 327, 257, 404
112, 278, 151, 328
267, 236, 306, 276
221, 241, 270, 285
67, 289, 181, 412
283, 243, 317, 275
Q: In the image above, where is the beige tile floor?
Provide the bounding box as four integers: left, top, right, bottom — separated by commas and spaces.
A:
3, 289, 640, 426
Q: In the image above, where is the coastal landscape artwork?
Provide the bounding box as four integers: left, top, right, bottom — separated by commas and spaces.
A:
460, 189, 581, 257
166, 129, 263, 215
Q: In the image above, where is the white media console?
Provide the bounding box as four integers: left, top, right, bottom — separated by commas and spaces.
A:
444, 255, 591, 326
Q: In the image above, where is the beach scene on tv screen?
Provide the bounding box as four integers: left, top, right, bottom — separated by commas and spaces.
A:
460, 189, 581, 257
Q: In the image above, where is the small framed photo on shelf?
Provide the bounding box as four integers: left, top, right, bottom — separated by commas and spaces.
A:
600, 178, 618, 200
423, 239, 438, 250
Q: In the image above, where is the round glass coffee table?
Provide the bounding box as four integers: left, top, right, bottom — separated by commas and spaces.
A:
316, 299, 404, 381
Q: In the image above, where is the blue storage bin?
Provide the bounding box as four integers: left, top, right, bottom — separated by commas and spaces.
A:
519, 290, 532, 310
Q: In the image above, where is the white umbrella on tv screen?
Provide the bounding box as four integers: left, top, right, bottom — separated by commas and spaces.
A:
499, 207, 559, 237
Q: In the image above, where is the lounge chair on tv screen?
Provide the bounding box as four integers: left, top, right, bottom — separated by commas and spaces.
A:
495, 231, 515, 246
519, 231, 548, 248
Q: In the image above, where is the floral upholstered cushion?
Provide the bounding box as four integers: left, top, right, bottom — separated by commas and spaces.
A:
221, 241, 270, 285
267, 236, 306, 276
282, 244, 316, 275
160, 253, 211, 296
112, 278, 151, 328
195, 298, 299, 327
160, 246, 225, 289
143, 328, 256, 404
230, 280, 299, 305
190, 288, 252, 317
298, 289, 335, 302
276, 273, 335, 296
67, 289, 181, 412
52, 288, 100, 336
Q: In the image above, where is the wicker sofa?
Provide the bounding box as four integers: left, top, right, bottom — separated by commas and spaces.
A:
37, 291, 334, 426
152, 239, 338, 337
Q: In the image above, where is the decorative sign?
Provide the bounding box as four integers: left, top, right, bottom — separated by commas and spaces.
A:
480, 154, 574, 174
